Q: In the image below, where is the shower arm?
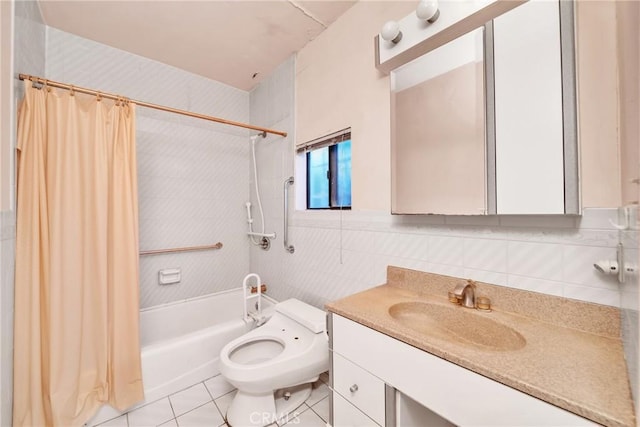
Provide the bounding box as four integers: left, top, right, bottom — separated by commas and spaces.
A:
283, 177, 295, 254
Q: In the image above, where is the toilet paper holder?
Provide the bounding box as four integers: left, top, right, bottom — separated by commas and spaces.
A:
593, 243, 634, 284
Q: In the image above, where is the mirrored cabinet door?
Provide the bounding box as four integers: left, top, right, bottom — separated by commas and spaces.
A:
493, 0, 577, 214
391, 27, 486, 215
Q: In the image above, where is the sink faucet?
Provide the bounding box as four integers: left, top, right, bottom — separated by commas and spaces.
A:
453, 280, 476, 308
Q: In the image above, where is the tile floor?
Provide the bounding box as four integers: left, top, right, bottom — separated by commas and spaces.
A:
96, 373, 330, 427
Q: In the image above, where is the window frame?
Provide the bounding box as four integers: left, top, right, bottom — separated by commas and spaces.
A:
299, 128, 351, 211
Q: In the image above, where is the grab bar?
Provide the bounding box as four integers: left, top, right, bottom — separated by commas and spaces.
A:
283, 176, 295, 254
242, 273, 262, 323
140, 242, 223, 256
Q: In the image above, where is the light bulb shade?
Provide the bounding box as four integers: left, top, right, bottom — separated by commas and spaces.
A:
416, 0, 440, 23
381, 20, 402, 44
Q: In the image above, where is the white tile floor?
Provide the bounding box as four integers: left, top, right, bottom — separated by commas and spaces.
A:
96, 374, 330, 427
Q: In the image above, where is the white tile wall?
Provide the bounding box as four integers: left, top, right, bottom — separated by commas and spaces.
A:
267, 210, 624, 309
620, 208, 639, 415
4, 2, 46, 425
0, 211, 16, 427
45, 28, 252, 308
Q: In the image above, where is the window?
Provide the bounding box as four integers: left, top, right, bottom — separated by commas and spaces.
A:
298, 129, 351, 209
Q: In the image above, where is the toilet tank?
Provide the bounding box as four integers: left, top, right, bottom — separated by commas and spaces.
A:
275, 299, 326, 333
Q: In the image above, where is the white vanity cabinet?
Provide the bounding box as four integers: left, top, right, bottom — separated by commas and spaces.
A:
328, 313, 597, 427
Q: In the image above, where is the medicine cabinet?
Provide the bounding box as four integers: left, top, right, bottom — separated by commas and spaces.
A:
389, 0, 579, 215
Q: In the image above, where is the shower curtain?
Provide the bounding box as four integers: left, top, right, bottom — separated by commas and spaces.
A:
13, 81, 144, 426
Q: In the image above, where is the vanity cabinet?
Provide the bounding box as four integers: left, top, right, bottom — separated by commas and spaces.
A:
329, 313, 596, 427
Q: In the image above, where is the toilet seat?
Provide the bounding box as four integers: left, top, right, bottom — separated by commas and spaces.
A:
219, 315, 326, 391
227, 337, 285, 365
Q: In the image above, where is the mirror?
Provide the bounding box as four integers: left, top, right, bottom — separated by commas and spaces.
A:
390, 0, 578, 215
391, 27, 486, 215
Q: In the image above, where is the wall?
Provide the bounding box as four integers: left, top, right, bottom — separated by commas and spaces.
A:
252, 1, 622, 307
616, 0, 640, 415
3, 1, 46, 424
296, 1, 416, 211
0, 0, 14, 418
298, 1, 623, 212
44, 28, 251, 308
616, 0, 640, 206
575, 1, 622, 208
622, 219, 639, 415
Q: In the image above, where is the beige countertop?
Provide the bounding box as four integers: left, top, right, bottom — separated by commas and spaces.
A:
325, 266, 635, 427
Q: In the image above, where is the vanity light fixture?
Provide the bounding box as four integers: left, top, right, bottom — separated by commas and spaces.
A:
416, 0, 440, 23
381, 20, 402, 44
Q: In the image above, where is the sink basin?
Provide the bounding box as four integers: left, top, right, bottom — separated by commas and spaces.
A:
388, 301, 526, 351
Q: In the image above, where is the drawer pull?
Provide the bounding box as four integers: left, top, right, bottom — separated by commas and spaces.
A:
350, 384, 359, 393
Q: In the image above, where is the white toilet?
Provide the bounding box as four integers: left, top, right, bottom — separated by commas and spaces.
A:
219, 298, 329, 427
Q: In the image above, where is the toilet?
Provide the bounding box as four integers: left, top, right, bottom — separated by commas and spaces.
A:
219, 298, 329, 427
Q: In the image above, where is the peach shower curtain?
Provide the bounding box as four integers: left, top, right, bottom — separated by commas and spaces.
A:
13, 81, 144, 426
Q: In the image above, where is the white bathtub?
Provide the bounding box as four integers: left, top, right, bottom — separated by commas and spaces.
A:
90, 288, 276, 425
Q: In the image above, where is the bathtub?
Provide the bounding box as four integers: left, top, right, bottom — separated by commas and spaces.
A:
90, 288, 276, 425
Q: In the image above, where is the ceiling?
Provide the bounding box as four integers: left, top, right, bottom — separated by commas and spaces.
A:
38, 0, 357, 91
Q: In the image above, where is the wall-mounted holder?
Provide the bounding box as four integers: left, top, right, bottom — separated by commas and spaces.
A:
609, 205, 639, 230
593, 243, 636, 284
246, 231, 276, 251
159, 268, 181, 285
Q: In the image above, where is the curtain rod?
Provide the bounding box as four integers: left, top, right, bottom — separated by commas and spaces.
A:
18, 74, 288, 138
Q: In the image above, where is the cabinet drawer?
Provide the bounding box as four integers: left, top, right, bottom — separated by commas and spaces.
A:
333, 351, 385, 425
333, 390, 381, 427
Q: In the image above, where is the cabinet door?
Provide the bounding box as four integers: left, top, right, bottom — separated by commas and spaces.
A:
391, 27, 487, 215
493, 0, 576, 214
333, 390, 381, 427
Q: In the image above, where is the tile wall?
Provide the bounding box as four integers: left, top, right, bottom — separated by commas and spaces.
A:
248, 55, 296, 284
621, 211, 639, 414
45, 28, 252, 308
2, 1, 46, 424
0, 210, 16, 427
264, 209, 626, 308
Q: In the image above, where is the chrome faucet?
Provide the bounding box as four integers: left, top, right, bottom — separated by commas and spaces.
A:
453, 280, 476, 308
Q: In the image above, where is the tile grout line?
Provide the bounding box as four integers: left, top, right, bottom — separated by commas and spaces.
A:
173, 400, 219, 425
308, 396, 328, 422
212, 389, 236, 423
166, 395, 177, 422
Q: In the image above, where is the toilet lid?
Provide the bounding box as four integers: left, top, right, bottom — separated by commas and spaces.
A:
275, 299, 325, 333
